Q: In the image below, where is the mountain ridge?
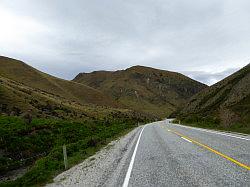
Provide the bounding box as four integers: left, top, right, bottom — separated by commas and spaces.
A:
0, 56, 119, 108
0, 56, 156, 121
73, 65, 207, 118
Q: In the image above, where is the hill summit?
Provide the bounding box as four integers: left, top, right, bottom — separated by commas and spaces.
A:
73, 65, 207, 117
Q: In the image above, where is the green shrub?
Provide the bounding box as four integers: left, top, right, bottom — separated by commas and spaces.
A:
0, 115, 146, 186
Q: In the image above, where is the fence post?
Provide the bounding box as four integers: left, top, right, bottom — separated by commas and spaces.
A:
63, 145, 68, 170
179, 120, 181, 125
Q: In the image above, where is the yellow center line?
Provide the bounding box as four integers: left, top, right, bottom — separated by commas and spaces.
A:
165, 127, 250, 171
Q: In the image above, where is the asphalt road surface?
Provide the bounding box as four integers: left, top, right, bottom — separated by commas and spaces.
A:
49, 120, 250, 187
124, 120, 250, 186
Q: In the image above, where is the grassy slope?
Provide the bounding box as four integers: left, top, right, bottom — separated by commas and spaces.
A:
0, 77, 152, 185
176, 64, 250, 133
73, 66, 207, 118
0, 115, 151, 186
0, 75, 137, 120
0, 56, 147, 122
0, 56, 119, 108
0, 56, 155, 186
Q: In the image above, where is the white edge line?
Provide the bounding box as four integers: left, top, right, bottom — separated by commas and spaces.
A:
172, 123, 250, 141
181, 137, 192, 143
122, 125, 147, 187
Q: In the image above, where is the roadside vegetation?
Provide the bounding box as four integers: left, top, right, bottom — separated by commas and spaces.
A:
0, 115, 150, 186
173, 115, 250, 134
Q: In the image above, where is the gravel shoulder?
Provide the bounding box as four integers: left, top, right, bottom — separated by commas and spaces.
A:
46, 126, 141, 187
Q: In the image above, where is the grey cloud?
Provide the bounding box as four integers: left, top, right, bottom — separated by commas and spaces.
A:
0, 0, 249, 82
182, 68, 242, 86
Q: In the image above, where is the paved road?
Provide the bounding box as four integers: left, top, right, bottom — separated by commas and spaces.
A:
125, 120, 250, 186
48, 120, 250, 187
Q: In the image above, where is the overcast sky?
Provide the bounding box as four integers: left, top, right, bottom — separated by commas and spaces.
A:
0, 0, 250, 85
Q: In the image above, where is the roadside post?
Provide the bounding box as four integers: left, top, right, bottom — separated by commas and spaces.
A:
63, 145, 68, 170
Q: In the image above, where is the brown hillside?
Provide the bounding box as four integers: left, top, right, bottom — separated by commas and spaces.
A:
0, 56, 155, 121
0, 56, 119, 108
177, 64, 250, 132
73, 65, 207, 118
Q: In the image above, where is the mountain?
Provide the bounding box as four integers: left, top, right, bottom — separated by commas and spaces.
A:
73, 65, 207, 118
176, 64, 250, 133
0, 56, 119, 107
0, 57, 156, 185
0, 56, 151, 120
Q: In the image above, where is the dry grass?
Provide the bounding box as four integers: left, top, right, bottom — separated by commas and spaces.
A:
0, 56, 119, 108
0, 56, 155, 121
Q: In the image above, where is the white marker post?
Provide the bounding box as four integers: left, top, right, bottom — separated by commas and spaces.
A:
63, 145, 68, 170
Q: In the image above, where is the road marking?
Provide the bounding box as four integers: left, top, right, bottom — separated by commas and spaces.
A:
181, 137, 192, 143
167, 128, 250, 170
172, 123, 250, 141
123, 125, 147, 187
